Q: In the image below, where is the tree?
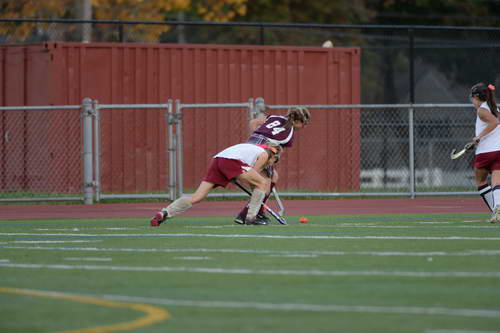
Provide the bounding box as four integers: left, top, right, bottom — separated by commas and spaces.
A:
0, 0, 250, 42
0, 0, 71, 40
370, 0, 500, 26
237, 0, 373, 24
369, 0, 500, 88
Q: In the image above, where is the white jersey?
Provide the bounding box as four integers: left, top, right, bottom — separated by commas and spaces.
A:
214, 143, 265, 169
475, 102, 500, 154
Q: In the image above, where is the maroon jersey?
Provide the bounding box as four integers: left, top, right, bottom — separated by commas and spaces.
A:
248, 115, 294, 148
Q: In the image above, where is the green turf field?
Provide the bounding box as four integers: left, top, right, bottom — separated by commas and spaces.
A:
1, 213, 499, 333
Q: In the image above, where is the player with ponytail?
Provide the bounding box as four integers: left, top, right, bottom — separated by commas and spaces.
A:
233, 106, 311, 225
469, 82, 500, 222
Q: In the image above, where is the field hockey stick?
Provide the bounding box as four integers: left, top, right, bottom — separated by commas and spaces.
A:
233, 180, 287, 225
450, 141, 477, 160
272, 186, 285, 216
263, 166, 285, 215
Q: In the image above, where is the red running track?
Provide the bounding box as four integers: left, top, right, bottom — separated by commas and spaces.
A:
0, 197, 485, 220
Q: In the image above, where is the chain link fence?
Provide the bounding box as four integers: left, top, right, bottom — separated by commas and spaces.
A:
359, 104, 474, 194
169, 102, 477, 199
0, 101, 478, 203
0, 105, 83, 202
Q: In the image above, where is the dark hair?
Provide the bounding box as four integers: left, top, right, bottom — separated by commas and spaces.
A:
285, 107, 311, 128
470, 82, 498, 117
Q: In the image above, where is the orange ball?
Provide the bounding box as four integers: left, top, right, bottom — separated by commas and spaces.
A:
299, 217, 308, 224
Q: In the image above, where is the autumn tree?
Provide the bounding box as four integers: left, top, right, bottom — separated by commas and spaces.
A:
0, 0, 72, 40
0, 0, 249, 42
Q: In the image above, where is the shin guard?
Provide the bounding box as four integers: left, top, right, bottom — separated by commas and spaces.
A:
479, 184, 494, 212
247, 189, 266, 221
164, 197, 192, 218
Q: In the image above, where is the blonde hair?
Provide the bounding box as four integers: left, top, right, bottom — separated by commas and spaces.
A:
265, 142, 283, 162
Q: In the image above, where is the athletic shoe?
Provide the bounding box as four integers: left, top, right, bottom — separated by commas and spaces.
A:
234, 207, 249, 225
256, 213, 271, 224
234, 213, 246, 225
150, 211, 167, 227
234, 207, 271, 225
245, 217, 268, 225
490, 206, 500, 224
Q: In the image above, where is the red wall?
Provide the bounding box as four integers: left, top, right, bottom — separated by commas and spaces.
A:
0, 42, 360, 194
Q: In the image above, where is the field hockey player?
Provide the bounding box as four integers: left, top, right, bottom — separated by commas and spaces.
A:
150, 142, 282, 226
469, 82, 500, 222
234, 106, 311, 225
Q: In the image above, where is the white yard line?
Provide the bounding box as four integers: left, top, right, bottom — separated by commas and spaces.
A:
34, 228, 82, 231
1, 262, 499, 278
12, 240, 102, 244
13, 288, 500, 319
64, 257, 112, 262
427, 330, 500, 333
106, 295, 500, 318
183, 222, 489, 228
104, 228, 139, 230
35, 228, 138, 231
314, 225, 499, 229
186, 226, 236, 229
2, 232, 500, 241
270, 254, 319, 258
174, 256, 212, 261
3, 246, 500, 257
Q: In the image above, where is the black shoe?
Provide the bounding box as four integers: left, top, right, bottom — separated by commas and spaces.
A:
256, 213, 271, 224
234, 212, 246, 225
245, 217, 268, 225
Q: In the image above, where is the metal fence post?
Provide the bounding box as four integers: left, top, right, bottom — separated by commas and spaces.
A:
81, 98, 94, 204
166, 99, 177, 200
408, 106, 416, 198
247, 98, 254, 120
176, 99, 184, 198
253, 97, 266, 119
93, 99, 101, 202
408, 28, 415, 104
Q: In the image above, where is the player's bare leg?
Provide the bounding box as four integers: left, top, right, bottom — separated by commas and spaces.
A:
236, 169, 268, 225
476, 168, 493, 213
488, 169, 500, 223
151, 181, 214, 227
234, 167, 276, 225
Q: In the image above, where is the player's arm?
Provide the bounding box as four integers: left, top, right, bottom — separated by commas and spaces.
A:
249, 116, 267, 132
253, 152, 271, 174
474, 107, 500, 142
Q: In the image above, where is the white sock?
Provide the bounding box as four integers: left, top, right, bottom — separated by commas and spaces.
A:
247, 189, 266, 221
164, 197, 192, 218
478, 184, 494, 212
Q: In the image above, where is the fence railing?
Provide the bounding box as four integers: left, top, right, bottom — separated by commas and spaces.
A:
0, 100, 476, 203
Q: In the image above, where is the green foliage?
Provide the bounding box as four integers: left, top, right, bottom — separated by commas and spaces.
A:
236, 0, 374, 24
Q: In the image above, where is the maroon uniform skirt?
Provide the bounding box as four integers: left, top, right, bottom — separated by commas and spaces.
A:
203, 157, 249, 187
474, 150, 500, 171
